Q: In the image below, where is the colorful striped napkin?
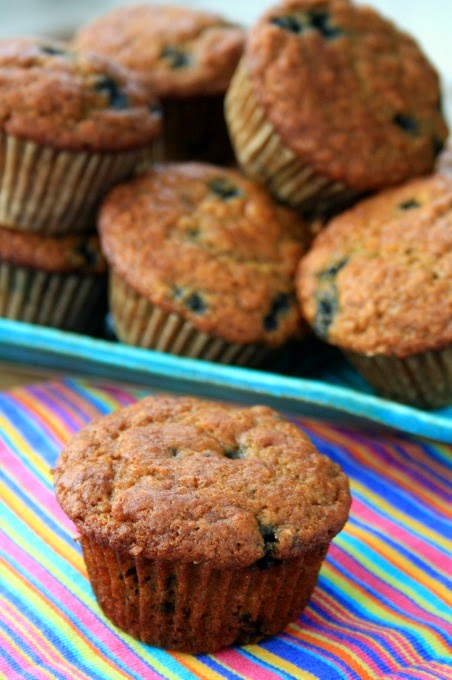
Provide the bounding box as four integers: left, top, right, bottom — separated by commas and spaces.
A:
0, 378, 451, 679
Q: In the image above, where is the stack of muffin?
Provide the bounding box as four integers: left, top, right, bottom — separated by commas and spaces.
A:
0, 36, 161, 331
2, 0, 451, 407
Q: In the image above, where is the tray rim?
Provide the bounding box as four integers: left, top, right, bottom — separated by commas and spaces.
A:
0, 318, 450, 443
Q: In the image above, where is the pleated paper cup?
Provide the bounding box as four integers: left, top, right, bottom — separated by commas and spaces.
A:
345, 348, 452, 409
81, 535, 327, 654
0, 132, 151, 234
0, 261, 106, 333
225, 59, 361, 215
110, 271, 270, 367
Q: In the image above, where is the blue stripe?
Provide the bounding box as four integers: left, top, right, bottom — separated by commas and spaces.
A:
0, 589, 98, 680
0, 471, 76, 551
320, 573, 450, 657
0, 643, 39, 680
350, 515, 451, 587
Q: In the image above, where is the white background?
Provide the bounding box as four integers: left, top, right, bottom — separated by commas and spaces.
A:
1, 0, 451, 121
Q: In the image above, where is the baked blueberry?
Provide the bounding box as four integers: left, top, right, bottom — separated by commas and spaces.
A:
398, 198, 420, 211
184, 291, 207, 314
208, 177, 242, 200
270, 15, 304, 34
314, 291, 337, 338
160, 46, 190, 69
309, 10, 343, 39
319, 258, 349, 279
39, 44, 69, 56
263, 292, 290, 331
393, 113, 418, 135
94, 75, 128, 109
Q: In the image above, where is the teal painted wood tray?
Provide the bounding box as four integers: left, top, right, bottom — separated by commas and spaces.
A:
0, 318, 450, 443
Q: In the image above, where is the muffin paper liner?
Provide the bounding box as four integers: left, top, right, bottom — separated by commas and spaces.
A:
0, 132, 150, 233
0, 262, 106, 332
110, 271, 269, 367
156, 96, 235, 165
225, 60, 361, 214
345, 347, 452, 408
81, 536, 328, 654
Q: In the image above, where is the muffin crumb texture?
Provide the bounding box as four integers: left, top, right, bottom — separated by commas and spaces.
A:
297, 174, 452, 357
245, 0, 448, 189
55, 396, 350, 569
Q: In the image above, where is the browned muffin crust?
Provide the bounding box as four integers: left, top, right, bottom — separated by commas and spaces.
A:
245, 0, 448, 190
0, 37, 161, 151
99, 163, 307, 346
0, 226, 106, 274
73, 4, 245, 98
54, 396, 350, 569
297, 174, 452, 357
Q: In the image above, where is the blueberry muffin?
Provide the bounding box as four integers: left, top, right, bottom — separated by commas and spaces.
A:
54, 395, 351, 653
0, 226, 107, 332
296, 174, 452, 408
225, 0, 448, 215
99, 162, 308, 365
0, 37, 161, 233
73, 4, 245, 164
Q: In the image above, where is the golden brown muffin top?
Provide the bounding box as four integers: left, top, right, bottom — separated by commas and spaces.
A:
297, 174, 452, 357
54, 395, 350, 568
99, 162, 307, 347
0, 226, 107, 274
73, 4, 245, 98
245, 0, 448, 190
0, 37, 161, 151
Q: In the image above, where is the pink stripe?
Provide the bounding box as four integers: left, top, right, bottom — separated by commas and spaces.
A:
286, 616, 382, 677
1, 441, 78, 536
352, 498, 446, 569
0, 597, 87, 680
1, 536, 164, 679
312, 589, 417, 665
331, 545, 448, 628
214, 648, 287, 679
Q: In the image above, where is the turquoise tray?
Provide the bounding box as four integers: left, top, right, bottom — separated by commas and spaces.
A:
0, 318, 450, 443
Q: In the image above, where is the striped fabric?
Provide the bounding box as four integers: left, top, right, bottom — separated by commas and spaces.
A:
0, 377, 451, 680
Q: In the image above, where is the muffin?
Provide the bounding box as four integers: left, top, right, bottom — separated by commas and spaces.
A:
73, 4, 245, 164
0, 226, 107, 332
0, 37, 161, 233
99, 162, 308, 365
296, 174, 452, 408
54, 395, 351, 653
225, 0, 448, 215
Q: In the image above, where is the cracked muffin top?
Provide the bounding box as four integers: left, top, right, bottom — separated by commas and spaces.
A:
0, 226, 106, 274
296, 174, 452, 357
73, 4, 245, 98
99, 162, 307, 347
0, 37, 161, 151
244, 0, 448, 190
54, 395, 350, 569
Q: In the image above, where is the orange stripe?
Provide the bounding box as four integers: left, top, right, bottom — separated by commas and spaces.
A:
1, 482, 84, 575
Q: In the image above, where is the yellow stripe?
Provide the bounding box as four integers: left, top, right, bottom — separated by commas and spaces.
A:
0, 624, 65, 680
0, 412, 52, 482
245, 646, 320, 679
0, 483, 85, 574
352, 479, 449, 551
173, 653, 228, 680
0, 595, 88, 680
322, 563, 451, 657
0, 558, 131, 680
313, 588, 419, 665
2, 522, 193, 680
347, 520, 451, 606
11, 389, 71, 445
